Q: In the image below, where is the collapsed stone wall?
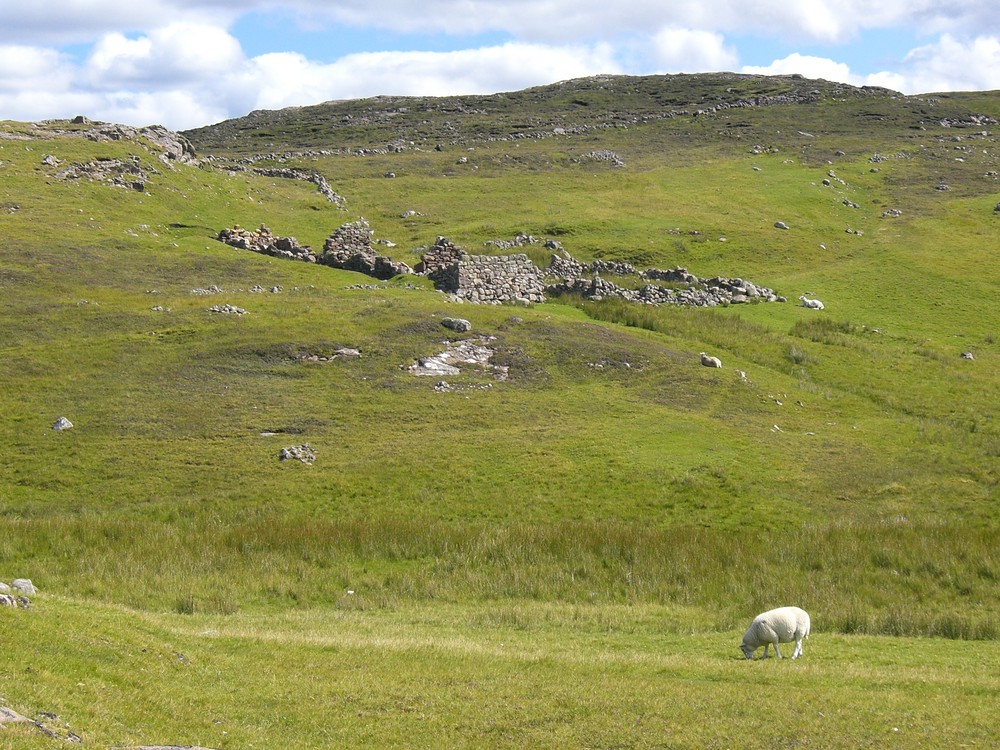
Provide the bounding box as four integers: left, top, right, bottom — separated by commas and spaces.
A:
319, 219, 412, 279
217, 221, 782, 308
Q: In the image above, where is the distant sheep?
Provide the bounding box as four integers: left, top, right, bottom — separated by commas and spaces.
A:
700, 352, 723, 368
740, 606, 811, 659
799, 294, 825, 310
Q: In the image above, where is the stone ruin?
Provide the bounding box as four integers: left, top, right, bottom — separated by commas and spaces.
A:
217, 221, 783, 309
546, 252, 783, 307
217, 224, 316, 262
318, 219, 412, 279
418, 237, 547, 305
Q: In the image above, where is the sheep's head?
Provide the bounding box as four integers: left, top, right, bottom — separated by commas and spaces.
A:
739, 640, 755, 659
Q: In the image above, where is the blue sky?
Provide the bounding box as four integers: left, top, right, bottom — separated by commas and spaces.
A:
1, 1, 998, 130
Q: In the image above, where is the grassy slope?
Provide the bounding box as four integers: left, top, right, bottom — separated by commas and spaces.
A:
1, 75, 999, 745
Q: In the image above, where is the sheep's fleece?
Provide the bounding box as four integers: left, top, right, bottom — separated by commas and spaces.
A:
740, 606, 810, 659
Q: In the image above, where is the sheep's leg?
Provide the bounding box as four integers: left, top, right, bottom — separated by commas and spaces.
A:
773, 641, 784, 659
792, 639, 803, 659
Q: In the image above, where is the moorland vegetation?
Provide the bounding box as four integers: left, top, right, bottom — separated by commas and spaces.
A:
1, 72, 998, 748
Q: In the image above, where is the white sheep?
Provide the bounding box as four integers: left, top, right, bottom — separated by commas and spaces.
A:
740, 606, 811, 659
798, 294, 825, 310
700, 352, 722, 368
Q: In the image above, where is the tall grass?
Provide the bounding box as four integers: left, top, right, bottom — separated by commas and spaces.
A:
7, 513, 999, 638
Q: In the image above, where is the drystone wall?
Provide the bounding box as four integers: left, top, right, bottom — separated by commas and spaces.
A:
421, 237, 546, 304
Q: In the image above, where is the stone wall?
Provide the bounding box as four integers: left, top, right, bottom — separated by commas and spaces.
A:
420, 237, 545, 304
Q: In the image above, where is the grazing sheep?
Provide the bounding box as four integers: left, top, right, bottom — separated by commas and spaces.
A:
700, 352, 723, 368
740, 606, 811, 659
799, 294, 825, 310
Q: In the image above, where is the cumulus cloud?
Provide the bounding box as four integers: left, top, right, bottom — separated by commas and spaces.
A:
5, 1, 999, 47
649, 27, 738, 72
741, 53, 861, 84
743, 34, 1000, 95
233, 42, 621, 112
898, 34, 1000, 93
84, 23, 245, 88
0, 46, 75, 93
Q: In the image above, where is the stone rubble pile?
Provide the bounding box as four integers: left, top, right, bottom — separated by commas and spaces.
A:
217, 224, 316, 262
319, 219, 413, 279
208, 303, 247, 315
279, 444, 316, 464
545, 251, 783, 307
408, 337, 508, 380
0, 578, 35, 608
53, 156, 153, 191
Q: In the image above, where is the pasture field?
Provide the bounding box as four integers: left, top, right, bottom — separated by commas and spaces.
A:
3, 597, 1000, 749
1, 73, 999, 746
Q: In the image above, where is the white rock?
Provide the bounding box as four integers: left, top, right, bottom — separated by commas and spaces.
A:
12, 578, 36, 595
52, 416, 73, 431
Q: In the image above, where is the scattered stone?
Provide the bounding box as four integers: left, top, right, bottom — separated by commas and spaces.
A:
882, 208, 903, 218
334, 348, 361, 358
191, 285, 222, 295
41, 154, 61, 167
279, 444, 316, 464
961, 351, 975, 360
774, 221, 790, 229
441, 317, 472, 333
583, 149, 625, 167
52, 417, 73, 431
408, 337, 508, 380
208, 304, 246, 315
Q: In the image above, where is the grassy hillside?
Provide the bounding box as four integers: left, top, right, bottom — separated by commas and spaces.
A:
1, 74, 999, 746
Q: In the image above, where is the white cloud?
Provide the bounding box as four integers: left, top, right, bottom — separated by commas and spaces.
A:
85, 23, 245, 88
741, 33, 1000, 96
650, 27, 738, 72
897, 34, 1000, 93
233, 42, 621, 112
741, 53, 860, 84
0, 46, 75, 94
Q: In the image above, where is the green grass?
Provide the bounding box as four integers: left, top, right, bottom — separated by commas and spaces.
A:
3, 597, 1000, 748
1, 76, 999, 746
